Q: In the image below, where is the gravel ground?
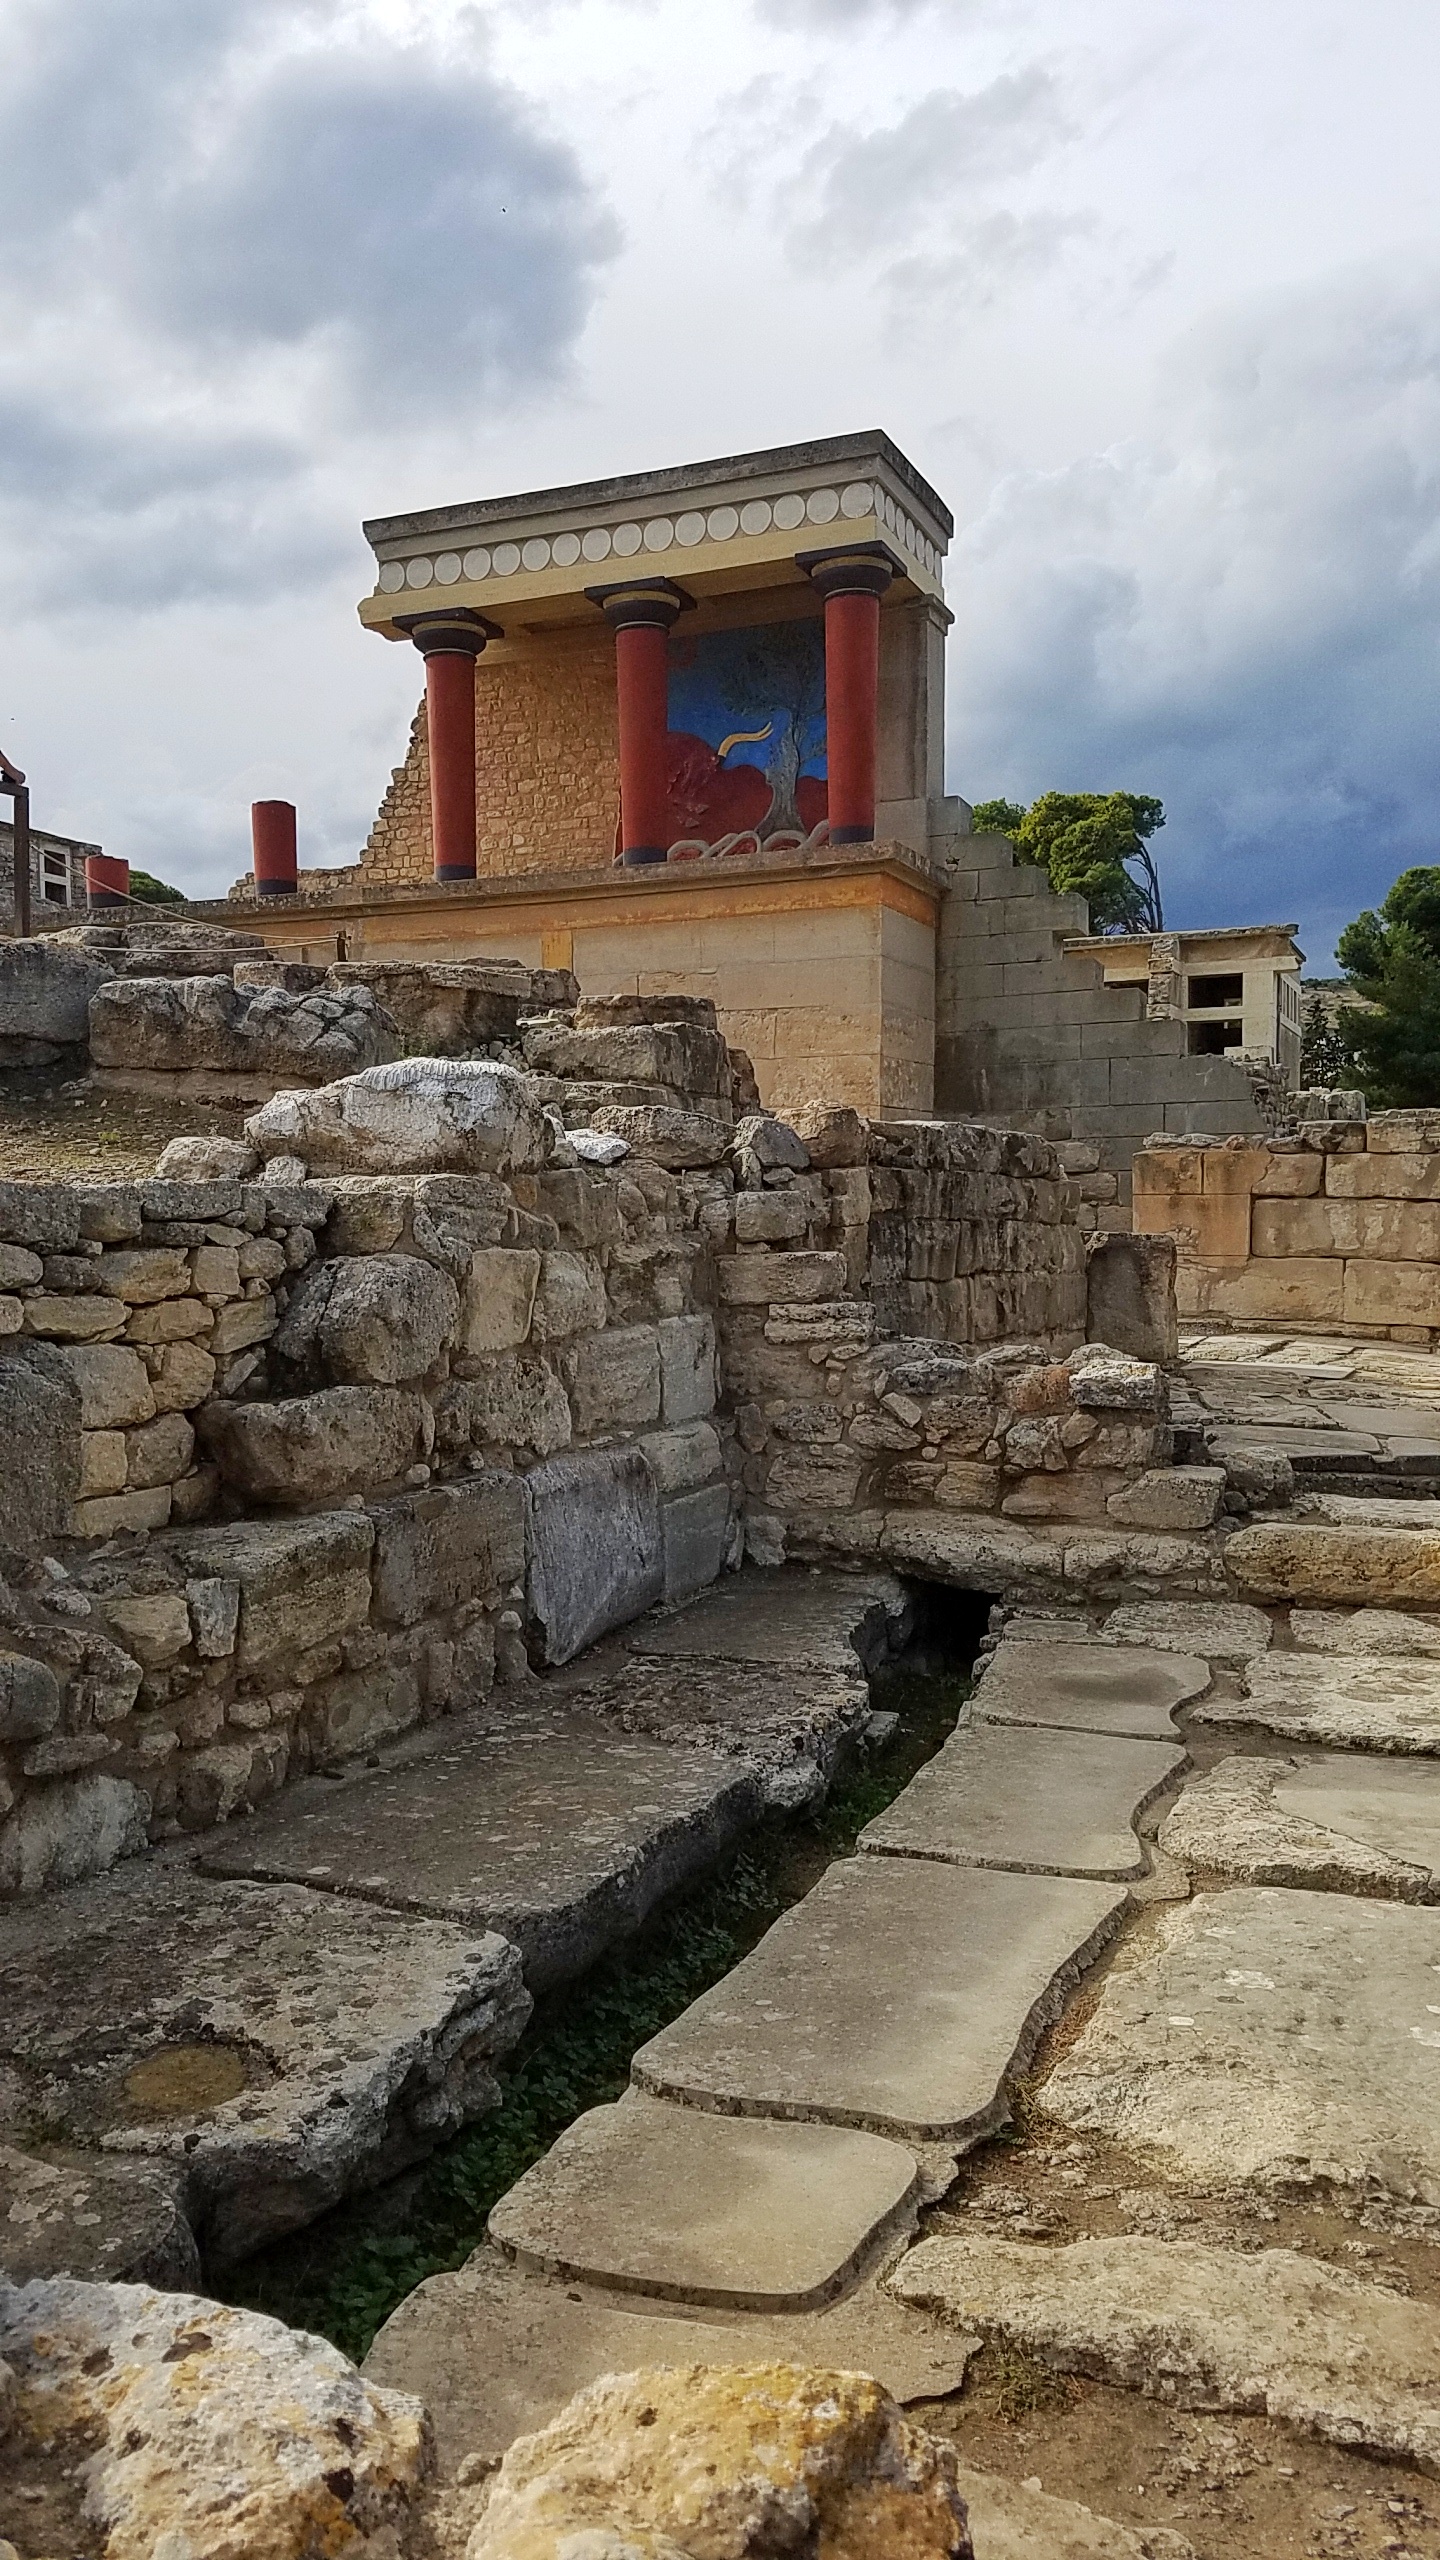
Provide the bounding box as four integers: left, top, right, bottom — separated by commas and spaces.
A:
0, 1068, 251, 1182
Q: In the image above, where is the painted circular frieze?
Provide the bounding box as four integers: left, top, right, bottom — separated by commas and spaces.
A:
806, 488, 840, 523
676, 511, 707, 545
772, 492, 806, 530
612, 522, 643, 556
433, 552, 462, 585
706, 505, 739, 540
378, 561, 406, 592
522, 536, 551, 571
551, 531, 582, 567
462, 547, 491, 579
582, 527, 613, 561
405, 556, 434, 587
492, 541, 521, 575
841, 481, 873, 518
740, 498, 772, 534
644, 517, 675, 550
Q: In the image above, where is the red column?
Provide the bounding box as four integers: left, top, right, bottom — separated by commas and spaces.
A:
802, 549, 894, 845
86, 853, 129, 909
251, 799, 297, 897
596, 583, 683, 866
396, 609, 494, 881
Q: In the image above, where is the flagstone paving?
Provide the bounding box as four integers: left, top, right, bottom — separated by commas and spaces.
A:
1199, 1649, 1440, 1752
972, 1638, 1209, 1740
1160, 1749, 1440, 1898
860, 1720, 1185, 1882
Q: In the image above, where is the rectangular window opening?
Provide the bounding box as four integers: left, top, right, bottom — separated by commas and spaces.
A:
1188, 1019, 1244, 1055
1187, 971, 1244, 1009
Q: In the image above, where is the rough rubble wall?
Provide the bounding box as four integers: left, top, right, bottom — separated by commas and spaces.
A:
1135, 1111, 1440, 1344
935, 831, 1266, 1208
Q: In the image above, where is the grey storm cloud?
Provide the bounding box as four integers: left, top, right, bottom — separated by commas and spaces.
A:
950, 267, 1440, 965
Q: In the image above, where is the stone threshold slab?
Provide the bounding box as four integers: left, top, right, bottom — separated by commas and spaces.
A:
362, 2244, 977, 2474
1199, 1651, 1440, 1754
631, 1857, 1126, 2144
198, 1707, 760, 1991
488, 2091, 921, 2311
859, 1721, 1185, 1882
1160, 1749, 1440, 1899
890, 2231, 1440, 2473
623, 1564, 912, 1675
972, 1638, 1210, 1740
1044, 1884, 1440, 2205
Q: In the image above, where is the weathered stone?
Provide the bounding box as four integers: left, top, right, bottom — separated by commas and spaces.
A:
626, 1566, 912, 1677
490, 2093, 919, 2316
126, 1293, 217, 1344
187, 1576, 240, 1657
200, 1385, 426, 1502
69, 1486, 172, 1536
734, 1188, 812, 1243
1292, 1604, 1440, 1654
0, 1178, 82, 1248
247, 1057, 552, 1175
768, 1443, 866, 1510
163, 1511, 374, 1670
1066, 1348, 1164, 1411
1044, 1884, 1440, 2204
1085, 1232, 1179, 1366
0, 1863, 531, 2259
582, 1102, 729, 1167
0, 2277, 429, 2556
464, 2365, 970, 2560
1100, 1598, 1273, 1660
0, 1245, 41, 1290
451, 1353, 573, 1457
94, 1245, 191, 1303
526, 1448, 664, 1664
20, 1289, 126, 1340
0, 1652, 62, 1742
122, 1408, 194, 1489
566, 1650, 869, 1809
280, 1252, 460, 1384
0, 937, 115, 1059
717, 1249, 849, 1305
91, 971, 398, 1085
1106, 1467, 1225, 1531
861, 1722, 1184, 1880
565, 1321, 661, 1436
660, 1481, 732, 1602
190, 1242, 241, 1297
638, 1420, 722, 1495
634, 1859, 1124, 2143
78, 1427, 128, 1495
1160, 1749, 1440, 1895
973, 1638, 1208, 1740
0, 1775, 150, 1896
733, 1111, 812, 1175
0, 1345, 80, 1550
154, 1134, 261, 1181
1198, 1649, 1440, 1752
207, 1294, 276, 1356
658, 1309, 716, 1421
877, 1512, 1222, 1606
149, 1336, 216, 1412
789, 1100, 868, 1167
896, 2232, 1440, 2480
329, 955, 546, 1052
371, 1472, 526, 1625
460, 1246, 541, 1353
102, 1592, 191, 1669
528, 1248, 607, 1344
0, 2146, 197, 2287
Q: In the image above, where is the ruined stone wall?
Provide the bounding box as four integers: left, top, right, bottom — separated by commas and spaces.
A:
1135, 1111, 1440, 1344
362, 628, 619, 889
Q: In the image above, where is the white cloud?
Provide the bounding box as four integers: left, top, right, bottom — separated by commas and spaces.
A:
784, 70, 1071, 266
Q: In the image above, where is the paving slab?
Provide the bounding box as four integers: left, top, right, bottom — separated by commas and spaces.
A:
973, 1639, 1209, 1740
1160, 1750, 1440, 1897
891, 2232, 1440, 2474
955, 2465, 1195, 2560
1100, 1600, 1273, 1662
1043, 1884, 1440, 2204
1321, 1402, 1440, 1437
1225, 1519, 1440, 1609
1206, 1423, 1380, 1460
632, 1857, 1126, 2144
0, 2142, 199, 2289
199, 1707, 759, 1991
0, 1862, 530, 2264
1300, 1492, 1440, 1528
488, 2091, 920, 2310
625, 1564, 912, 1674
1198, 1650, 1440, 1752
363, 2244, 978, 2472
1292, 1606, 1440, 1655
554, 1653, 873, 1809
859, 1721, 1185, 1881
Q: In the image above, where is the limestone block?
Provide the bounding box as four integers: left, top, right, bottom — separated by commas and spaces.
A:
1226, 1522, 1440, 1609
0, 2279, 429, 2557
1084, 1234, 1178, 1366
454, 1354, 573, 1457
103, 1592, 191, 1669
717, 1250, 850, 1305
22, 1291, 127, 1341
1106, 1467, 1225, 1531
79, 1427, 128, 1496
1344, 1257, 1440, 1327
465, 2365, 969, 2560
1161, 1749, 1440, 1895
200, 1386, 427, 1503
529, 1249, 607, 1343
189, 1243, 241, 1298
187, 1578, 240, 1657
94, 1245, 191, 1304
565, 1322, 661, 1436
1366, 1108, 1440, 1152
661, 1481, 732, 1603
154, 1134, 261, 1181
207, 1297, 275, 1356
789, 1100, 869, 1166
1253, 1149, 1325, 1196
123, 1409, 195, 1490
372, 1472, 527, 1625
1066, 1350, 1163, 1413
639, 1421, 723, 1495
1001, 1474, 1113, 1523
149, 1338, 216, 1412
461, 1246, 541, 1353
165, 1511, 374, 1669
0, 1774, 150, 1895
0, 936, 115, 1055
246, 1057, 552, 1175
1325, 1149, 1440, 1199
125, 1294, 217, 1344
0, 1243, 42, 1288
525, 1016, 732, 1095
526, 1447, 664, 1663
90, 971, 398, 1083
284, 1253, 460, 1384
735, 1191, 812, 1243
0, 1178, 83, 1249
1189, 1255, 1345, 1324
0, 1650, 62, 1741
70, 1486, 172, 1536
581, 1102, 729, 1167
328, 955, 538, 1051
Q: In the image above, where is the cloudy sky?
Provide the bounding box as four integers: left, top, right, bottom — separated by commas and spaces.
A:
1, 0, 1437, 966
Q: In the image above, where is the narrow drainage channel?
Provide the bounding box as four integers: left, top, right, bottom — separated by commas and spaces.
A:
223, 1586, 991, 2362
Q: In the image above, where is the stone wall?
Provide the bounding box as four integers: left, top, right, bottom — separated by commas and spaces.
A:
1134, 1110, 1440, 1343
935, 828, 1269, 1208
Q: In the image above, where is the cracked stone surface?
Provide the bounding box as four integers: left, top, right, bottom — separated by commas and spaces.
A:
632, 1857, 1125, 2143
0, 2142, 199, 2288
1160, 1750, 1440, 1898
487, 2090, 921, 2311
363, 2244, 977, 2472
954, 2464, 1195, 2560
199, 1708, 760, 1992
554, 1652, 874, 1810
973, 1639, 1210, 1741
1100, 1601, 1274, 1662
889, 2232, 1440, 2473
1198, 1651, 1440, 1752
1292, 1606, 1440, 1655
1043, 1885, 1440, 2205
860, 1720, 1185, 1881
0, 1861, 530, 2265
624, 1565, 913, 1674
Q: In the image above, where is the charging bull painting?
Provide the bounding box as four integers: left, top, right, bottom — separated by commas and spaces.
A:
665, 618, 828, 852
